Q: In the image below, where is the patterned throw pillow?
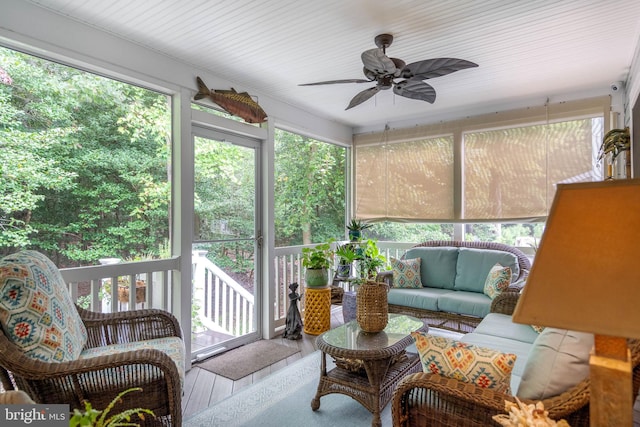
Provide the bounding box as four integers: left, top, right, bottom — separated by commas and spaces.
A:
483, 263, 512, 300
391, 257, 422, 288
411, 331, 516, 394
0, 250, 88, 362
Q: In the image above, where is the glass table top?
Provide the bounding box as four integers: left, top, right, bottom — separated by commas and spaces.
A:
320, 314, 424, 351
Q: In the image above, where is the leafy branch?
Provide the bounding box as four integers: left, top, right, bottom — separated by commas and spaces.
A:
69, 387, 155, 427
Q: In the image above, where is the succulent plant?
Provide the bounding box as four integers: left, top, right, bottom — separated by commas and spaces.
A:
346, 218, 373, 232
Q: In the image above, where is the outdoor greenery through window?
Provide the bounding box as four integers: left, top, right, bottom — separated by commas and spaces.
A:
0, 46, 172, 267
274, 129, 346, 247
366, 222, 454, 243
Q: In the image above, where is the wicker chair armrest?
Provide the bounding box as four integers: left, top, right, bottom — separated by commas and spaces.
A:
392, 372, 512, 426
392, 371, 595, 426
509, 277, 526, 291
77, 306, 182, 347
375, 270, 393, 286
490, 290, 521, 315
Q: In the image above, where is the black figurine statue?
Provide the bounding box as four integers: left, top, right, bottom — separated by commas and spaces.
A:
283, 282, 303, 340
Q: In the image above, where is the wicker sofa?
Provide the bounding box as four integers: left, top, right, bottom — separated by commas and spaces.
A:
391, 299, 640, 427
377, 241, 531, 333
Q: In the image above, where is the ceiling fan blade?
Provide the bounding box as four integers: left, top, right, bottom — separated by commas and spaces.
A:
299, 79, 371, 86
346, 86, 380, 110
393, 80, 436, 103
401, 58, 478, 80
361, 48, 397, 75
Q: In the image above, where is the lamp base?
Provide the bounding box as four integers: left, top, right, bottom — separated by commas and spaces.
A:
589, 335, 632, 426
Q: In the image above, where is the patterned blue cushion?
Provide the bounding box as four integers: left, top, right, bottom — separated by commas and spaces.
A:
391, 257, 422, 288
412, 331, 516, 393
483, 263, 512, 300
0, 251, 87, 362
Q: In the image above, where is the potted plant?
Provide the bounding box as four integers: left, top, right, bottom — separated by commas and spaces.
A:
70, 387, 154, 427
346, 218, 373, 242
357, 239, 388, 280
335, 243, 359, 278
301, 242, 334, 287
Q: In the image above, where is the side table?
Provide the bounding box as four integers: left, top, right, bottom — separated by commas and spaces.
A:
312, 314, 427, 427
303, 286, 331, 335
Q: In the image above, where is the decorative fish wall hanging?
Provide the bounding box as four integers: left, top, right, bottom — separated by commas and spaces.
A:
194, 77, 268, 124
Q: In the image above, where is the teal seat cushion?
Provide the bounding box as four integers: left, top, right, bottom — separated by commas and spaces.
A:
387, 288, 453, 312
403, 247, 459, 289
473, 313, 540, 345
454, 248, 519, 293
436, 291, 491, 318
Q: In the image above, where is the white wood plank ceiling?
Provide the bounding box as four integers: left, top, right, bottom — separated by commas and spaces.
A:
19, 0, 640, 131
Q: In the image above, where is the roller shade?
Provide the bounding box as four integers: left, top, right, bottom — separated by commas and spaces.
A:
353, 96, 609, 222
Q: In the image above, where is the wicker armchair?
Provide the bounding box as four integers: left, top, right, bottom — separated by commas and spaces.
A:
0, 251, 183, 427
378, 240, 531, 332
391, 337, 640, 427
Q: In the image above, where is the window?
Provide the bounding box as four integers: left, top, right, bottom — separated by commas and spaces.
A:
274, 129, 346, 246
353, 97, 608, 224
367, 222, 454, 242
0, 46, 171, 266
464, 223, 544, 248
463, 118, 602, 220
355, 136, 454, 220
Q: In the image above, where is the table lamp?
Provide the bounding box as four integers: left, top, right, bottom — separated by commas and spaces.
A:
512, 179, 640, 426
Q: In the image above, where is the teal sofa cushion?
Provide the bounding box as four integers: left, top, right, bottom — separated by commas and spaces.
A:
436, 291, 492, 318
404, 247, 459, 289
454, 248, 519, 293
473, 313, 540, 344
387, 288, 453, 312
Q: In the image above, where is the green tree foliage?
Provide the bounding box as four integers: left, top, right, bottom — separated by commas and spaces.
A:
367, 222, 453, 243
0, 47, 170, 265
274, 129, 346, 246
193, 137, 255, 274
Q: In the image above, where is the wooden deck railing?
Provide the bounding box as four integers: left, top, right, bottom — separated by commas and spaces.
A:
59, 241, 415, 338
272, 241, 415, 330
192, 250, 254, 336
60, 257, 180, 313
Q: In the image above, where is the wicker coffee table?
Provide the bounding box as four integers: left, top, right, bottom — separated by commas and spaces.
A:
311, 314, 427, 427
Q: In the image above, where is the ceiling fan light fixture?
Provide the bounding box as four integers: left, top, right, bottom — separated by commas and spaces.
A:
374, 33, 394, 52
300, 33, 478, 110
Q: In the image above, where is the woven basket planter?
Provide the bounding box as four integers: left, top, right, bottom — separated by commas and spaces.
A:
356, 281, 389, 332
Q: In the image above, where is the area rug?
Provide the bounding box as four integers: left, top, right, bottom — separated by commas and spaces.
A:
195, 340, 300, 380
185, 351, 391, 427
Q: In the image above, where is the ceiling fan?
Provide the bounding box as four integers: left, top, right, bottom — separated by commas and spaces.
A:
300, 34, 478, 110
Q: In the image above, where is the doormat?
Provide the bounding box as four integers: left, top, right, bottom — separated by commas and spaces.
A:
196, 340, 300, 380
